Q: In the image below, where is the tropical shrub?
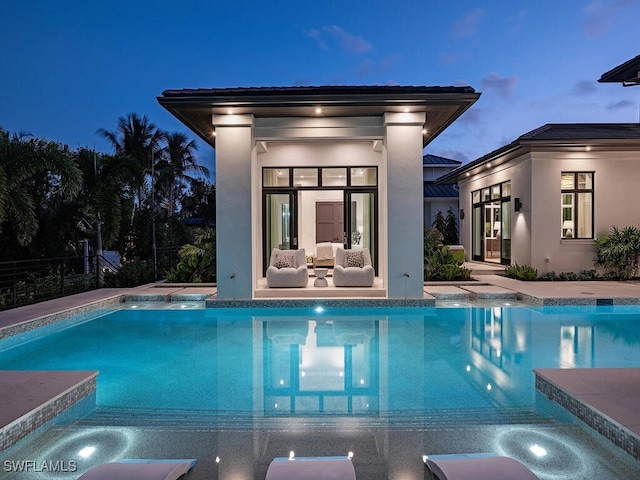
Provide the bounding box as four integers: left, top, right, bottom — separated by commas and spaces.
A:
165, 228, 216, 283
594, 226, 640, 280
504, 263, 538, 281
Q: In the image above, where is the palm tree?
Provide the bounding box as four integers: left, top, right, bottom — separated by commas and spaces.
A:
98, 113, 165, 207
0, 127, 82, 246
157, 132, 209, 216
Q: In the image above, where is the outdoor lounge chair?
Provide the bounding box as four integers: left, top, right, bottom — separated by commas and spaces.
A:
266, 248, 309, 288
265, 456, 356, 480
423, 453, 539, 480
333, 247, 374, 287
78, 458, 196, 480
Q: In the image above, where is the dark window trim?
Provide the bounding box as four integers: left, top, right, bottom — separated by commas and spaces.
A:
561, 171, 594, 240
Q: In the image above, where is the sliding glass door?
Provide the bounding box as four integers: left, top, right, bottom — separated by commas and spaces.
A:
345, 191, 377, 270
264, 192, 297, 273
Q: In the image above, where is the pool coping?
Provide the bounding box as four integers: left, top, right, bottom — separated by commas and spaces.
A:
535, 368, 640, 460
0, 370, 98, 451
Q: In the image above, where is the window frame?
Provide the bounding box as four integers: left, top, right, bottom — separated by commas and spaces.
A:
560, 171, 594, 240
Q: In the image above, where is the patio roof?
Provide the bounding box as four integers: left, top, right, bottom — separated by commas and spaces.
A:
157, 85, 480, 148
437, 123, 640, 184
598, 54, 640, 86
423, 153, 462, 166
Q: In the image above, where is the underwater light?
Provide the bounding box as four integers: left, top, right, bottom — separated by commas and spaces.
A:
289, 451, 295, 460
78, 446, 96, 458
529, 444, 547, 457
348, 451, 354, 459
486, 383, 492, 391
314, 306, 324, 313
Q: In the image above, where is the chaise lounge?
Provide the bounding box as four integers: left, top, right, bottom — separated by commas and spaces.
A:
78, 458, 197, 480
333, 248, 374, 287
266, 248, 309, 288
423, 453, 539, 480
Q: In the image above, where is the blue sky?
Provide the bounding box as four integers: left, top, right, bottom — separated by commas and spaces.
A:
1, 0, 639, 180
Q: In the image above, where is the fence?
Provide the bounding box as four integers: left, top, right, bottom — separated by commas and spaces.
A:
0, 254, 130, 311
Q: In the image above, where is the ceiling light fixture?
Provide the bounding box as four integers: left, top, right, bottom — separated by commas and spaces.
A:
315, 107, 322, 114
227, 109, 233, 114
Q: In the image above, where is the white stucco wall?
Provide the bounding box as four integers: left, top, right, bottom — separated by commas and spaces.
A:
459, 148, 640, 274
385, 112, 425, 298
213, 114, 255, 300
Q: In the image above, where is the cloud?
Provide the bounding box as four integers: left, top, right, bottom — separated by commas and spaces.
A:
306, 25, 373, 54
451, 9, 485, 38
480, 73, 519, 97
432, 148, 471, 163
607, 99, 635, 110
582, 0, 635, 37
456, 107, 484, 126
573, 80, 598, 96
438, 52, 462, 65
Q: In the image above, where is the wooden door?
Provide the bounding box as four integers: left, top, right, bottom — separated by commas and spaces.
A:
316, 202, 343, 243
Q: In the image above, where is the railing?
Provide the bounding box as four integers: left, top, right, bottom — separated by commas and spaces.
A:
0, 254, 135, 311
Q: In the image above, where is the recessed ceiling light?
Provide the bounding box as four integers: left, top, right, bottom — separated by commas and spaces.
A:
315, 107, 322, 114
466, 172, 470, 177
487, 163, 492, 168
422, 129, 427, 134
403, 107, 410, 113
227, 109, 233, 114
585, 146, 591, 151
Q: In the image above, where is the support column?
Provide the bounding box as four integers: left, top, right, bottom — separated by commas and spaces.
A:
384, 112, 425, 299
213, 114, 254, 300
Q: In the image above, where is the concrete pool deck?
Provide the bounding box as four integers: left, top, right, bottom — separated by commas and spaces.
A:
1, 278, 640, 465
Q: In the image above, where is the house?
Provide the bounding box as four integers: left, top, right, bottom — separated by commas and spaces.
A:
598, 54, 640, 87
437, 123, 640, 274
158, 85, 479, 299
423, 154, 461, 228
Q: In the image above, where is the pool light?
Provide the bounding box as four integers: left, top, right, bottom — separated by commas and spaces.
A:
529, 444, 547, 457
78, 446, 96, 458
289, 451, 295, 460
465, 365, 471, 372
314, 306, 324, 313
347, 451, 354, 459
486, 383, 492, 391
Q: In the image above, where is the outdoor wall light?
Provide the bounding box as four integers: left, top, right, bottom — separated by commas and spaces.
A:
514, 198, 522, 212
460, 209, 465, 219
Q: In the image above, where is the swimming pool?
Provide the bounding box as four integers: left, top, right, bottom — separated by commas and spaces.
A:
1, 302, 640, 418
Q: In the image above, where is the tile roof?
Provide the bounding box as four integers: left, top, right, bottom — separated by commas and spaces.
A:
424, 183, 459, 198
598, 55, 640, 85
436, 123, 640, 184
161, 85, 477, 97
520, 123, 640, 140
423, 154, 462, 165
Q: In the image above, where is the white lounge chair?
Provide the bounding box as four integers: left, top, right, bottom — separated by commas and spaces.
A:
266, 248, 309, 288
424, 453, 538, 480
78, 458, 196, 480
333, 248, 374, 287
266, 456, 356, 480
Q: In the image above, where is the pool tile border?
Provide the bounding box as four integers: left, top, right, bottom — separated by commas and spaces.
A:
205, 298, 436, 308
0, 372, 97, 451
0, 295, 124, 341
535, 371, 640, 460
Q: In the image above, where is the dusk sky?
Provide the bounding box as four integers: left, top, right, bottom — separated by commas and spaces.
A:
2, 0, 639, 181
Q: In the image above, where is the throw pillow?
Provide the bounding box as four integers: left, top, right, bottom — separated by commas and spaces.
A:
273, 253, 294, 269
345, 250, 364, 268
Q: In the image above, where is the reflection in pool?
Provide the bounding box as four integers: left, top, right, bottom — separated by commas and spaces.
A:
1, 304, 640, 418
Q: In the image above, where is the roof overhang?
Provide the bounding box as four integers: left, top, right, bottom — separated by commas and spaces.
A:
598, 54, 640, 87
157, 85, 480, 148
437, 124, 640, 184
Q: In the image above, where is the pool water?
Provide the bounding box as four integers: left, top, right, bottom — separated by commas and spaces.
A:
1, 304, 640, 417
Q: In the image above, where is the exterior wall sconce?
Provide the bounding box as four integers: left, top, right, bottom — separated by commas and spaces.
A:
459, 209, 465, 219
514, 198, 522, 212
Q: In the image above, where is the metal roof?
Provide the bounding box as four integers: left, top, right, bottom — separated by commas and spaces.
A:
424, 183, 459, 198
437, 123, 640, 184
423, 154, 462, 165
598, 54, 640, 86
157, 85, 480, 148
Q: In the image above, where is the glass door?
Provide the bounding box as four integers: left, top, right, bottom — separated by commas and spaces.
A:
344, 191, 377, 270
501, 200, 511, 265
264, 192, 297, 273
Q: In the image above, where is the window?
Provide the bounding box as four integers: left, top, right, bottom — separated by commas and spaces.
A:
561, 172, 593, 239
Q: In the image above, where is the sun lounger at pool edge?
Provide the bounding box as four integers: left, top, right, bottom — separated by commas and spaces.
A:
77, 458, 196, 480
423, 453, 539, 480
265, 455, 356, 480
